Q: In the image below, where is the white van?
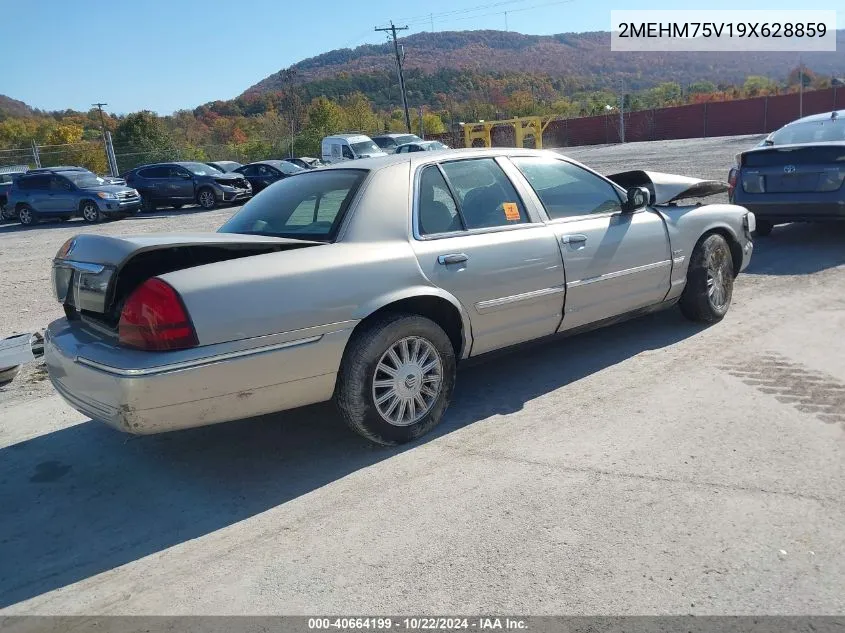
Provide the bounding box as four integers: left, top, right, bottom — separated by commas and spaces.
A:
321, 134, 387, 164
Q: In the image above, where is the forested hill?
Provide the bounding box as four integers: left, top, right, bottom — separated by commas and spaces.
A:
244, 29, 845, 104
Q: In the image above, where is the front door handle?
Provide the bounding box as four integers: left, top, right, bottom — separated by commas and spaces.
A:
561, 234, 587, 244
438, 253, 468, 265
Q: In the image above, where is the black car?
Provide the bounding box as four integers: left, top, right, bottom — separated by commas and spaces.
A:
206, 160, 243, 173
125, 161, 252, 210
233, 160, 304, 194
730, 110, 845, 236
283, 157, 323, 170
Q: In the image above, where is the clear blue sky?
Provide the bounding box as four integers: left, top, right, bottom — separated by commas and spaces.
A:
2, 0, 842, 115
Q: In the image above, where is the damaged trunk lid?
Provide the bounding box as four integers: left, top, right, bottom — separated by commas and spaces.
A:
52, 233, 321, 323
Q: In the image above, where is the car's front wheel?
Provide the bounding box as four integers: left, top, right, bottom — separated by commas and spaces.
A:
81, 201, 102, 223
754, 219, 773, 237
335, 313, 456, 445
197, 188, 217, 210
17, 205, 37, 226
679, 233, 735, 323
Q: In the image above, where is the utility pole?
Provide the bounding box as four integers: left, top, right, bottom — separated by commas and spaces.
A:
92, 102, 113, 175
375, 21, 411, 133
419, 105, 425, 138
798, 57, 804, 117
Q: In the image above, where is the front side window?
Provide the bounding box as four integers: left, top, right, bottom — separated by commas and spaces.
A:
342, 145, 355, 159
512, 157, 623, 219
439, 158, 529, 230
219, 169, 367, 242
50, 176, 74, 190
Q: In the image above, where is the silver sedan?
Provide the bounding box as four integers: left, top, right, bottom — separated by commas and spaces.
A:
45, 148, 754, 444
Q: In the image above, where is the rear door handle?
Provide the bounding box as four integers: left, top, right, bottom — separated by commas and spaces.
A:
561, 234, 587, 244
438, 253, 468, 265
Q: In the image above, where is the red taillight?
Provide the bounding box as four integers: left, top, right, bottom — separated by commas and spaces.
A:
728, 168, 738, 198
118, 278, 198, 351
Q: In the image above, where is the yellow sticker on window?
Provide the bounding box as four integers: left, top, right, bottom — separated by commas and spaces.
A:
503, 202, 521, 221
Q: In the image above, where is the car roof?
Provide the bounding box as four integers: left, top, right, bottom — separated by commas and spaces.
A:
373, 133, 418, 139
325, 147, 566, 171
783, 109, 845, 126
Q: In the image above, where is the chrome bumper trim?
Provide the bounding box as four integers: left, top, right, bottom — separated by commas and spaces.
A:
77, 334, 324, 377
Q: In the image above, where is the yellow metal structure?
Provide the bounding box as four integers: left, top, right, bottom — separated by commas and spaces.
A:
461, 115, 556, 149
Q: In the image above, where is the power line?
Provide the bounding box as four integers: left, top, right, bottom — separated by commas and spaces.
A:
401, 0, 575, 28
394, 0, 534, 26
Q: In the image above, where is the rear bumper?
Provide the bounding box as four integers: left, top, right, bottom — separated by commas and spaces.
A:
732, 193, 845, 222
44, 319, 352, 434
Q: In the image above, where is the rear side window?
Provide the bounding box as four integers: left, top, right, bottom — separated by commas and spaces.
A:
418, 167, 461, 235
17, 175, 50, 190
219, 169, 367, 241
420, 158, 528, 232
138, 166, 167, 178
512, 157, 623, 219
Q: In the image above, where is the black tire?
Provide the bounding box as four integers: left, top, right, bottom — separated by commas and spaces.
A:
679, 233, 735, 323
172, 203, 184, 210
80, 201, 102, 223
140, 195, 156, 212
197, 187, 217, 210
335, 313, 456, 445
754, 219, 773, 237
17, 205, 37, 226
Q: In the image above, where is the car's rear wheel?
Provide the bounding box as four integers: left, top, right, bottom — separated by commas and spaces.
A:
197, 188, 217, 210
335, 313, 456, 445
81, 201, 102, 223
754, 219, 773, 237
1, 206, 14, 220
679, 233, 734, 323
17, 205, 37, 226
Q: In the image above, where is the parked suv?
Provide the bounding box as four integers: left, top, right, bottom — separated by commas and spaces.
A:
6, 168, 141, 225
125, 161, 252, 210
1, 166, 28, 220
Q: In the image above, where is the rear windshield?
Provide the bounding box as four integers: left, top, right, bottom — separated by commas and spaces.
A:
219, 169, 367, 241
769, 120, 845, 145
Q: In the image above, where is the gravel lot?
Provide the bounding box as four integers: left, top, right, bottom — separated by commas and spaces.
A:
1, 134, 844, 615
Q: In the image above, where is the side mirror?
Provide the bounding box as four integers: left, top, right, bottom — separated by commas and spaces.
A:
624, 186, 650, 211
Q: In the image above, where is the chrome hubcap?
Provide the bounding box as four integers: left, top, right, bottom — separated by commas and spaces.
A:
706, 249, 730, 309
83, 205, 97, 220
372, 336, 442, 426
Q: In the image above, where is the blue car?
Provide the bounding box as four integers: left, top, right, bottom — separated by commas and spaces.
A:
5, 167, 142, 225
